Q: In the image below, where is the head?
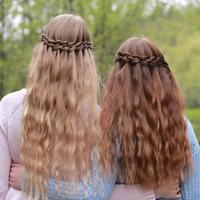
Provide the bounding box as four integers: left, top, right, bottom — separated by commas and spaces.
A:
100, 37, 191, 187
20, 14, 99, 198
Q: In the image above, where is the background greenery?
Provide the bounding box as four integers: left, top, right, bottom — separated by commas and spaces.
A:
0, 0, 199, 139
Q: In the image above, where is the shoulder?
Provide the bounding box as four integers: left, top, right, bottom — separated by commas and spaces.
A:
1, 88, 26, 105
0, 88, 26, 118
185, 118, 200, 156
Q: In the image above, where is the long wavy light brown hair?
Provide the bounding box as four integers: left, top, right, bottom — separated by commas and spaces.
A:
100, 37, 191, 188
20, 14, 99, 199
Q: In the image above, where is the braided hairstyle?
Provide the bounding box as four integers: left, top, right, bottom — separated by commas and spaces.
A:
41, 34, 92, 52
20, 14, 99, 199
100, 37, 191, 188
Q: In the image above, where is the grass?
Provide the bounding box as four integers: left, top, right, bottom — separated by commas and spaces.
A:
186, 108, 200, 141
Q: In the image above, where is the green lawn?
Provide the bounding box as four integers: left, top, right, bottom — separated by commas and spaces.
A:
186, 108, 200, 141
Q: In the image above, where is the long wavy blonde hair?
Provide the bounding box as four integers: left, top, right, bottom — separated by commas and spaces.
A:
20, 14, 99, 199
100, 37, 191, 188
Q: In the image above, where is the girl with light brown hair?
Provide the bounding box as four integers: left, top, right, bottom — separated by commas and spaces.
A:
100, 37, 200, 200
20, 14, 101, 199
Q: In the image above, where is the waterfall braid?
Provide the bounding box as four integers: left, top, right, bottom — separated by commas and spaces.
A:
100, 37, 191, 188
20, 14, 99, 199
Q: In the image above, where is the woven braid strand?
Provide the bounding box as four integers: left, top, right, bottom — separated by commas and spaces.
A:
115, 51, 169, 70
41, 34, 92, 51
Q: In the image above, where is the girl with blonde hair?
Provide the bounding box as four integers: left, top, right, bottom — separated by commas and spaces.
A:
1, 14, 111, 200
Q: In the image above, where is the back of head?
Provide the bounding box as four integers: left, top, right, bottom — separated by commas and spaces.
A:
43, 14, 91, 47
20, 14, 99, 198
100, 37, 191, 187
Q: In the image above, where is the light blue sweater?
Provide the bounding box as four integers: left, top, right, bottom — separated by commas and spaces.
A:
181, 119, 200, 200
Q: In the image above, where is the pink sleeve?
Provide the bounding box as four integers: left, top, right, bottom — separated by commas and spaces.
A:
0, 100, 11, 199
110, 185, 155, 200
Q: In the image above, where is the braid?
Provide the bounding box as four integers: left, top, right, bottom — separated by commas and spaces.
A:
116, 51, 170, 70
41, 34, 92, 52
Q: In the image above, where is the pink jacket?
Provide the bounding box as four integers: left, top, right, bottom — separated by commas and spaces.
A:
0, 89, 155, 200
0, 89, 26, 200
